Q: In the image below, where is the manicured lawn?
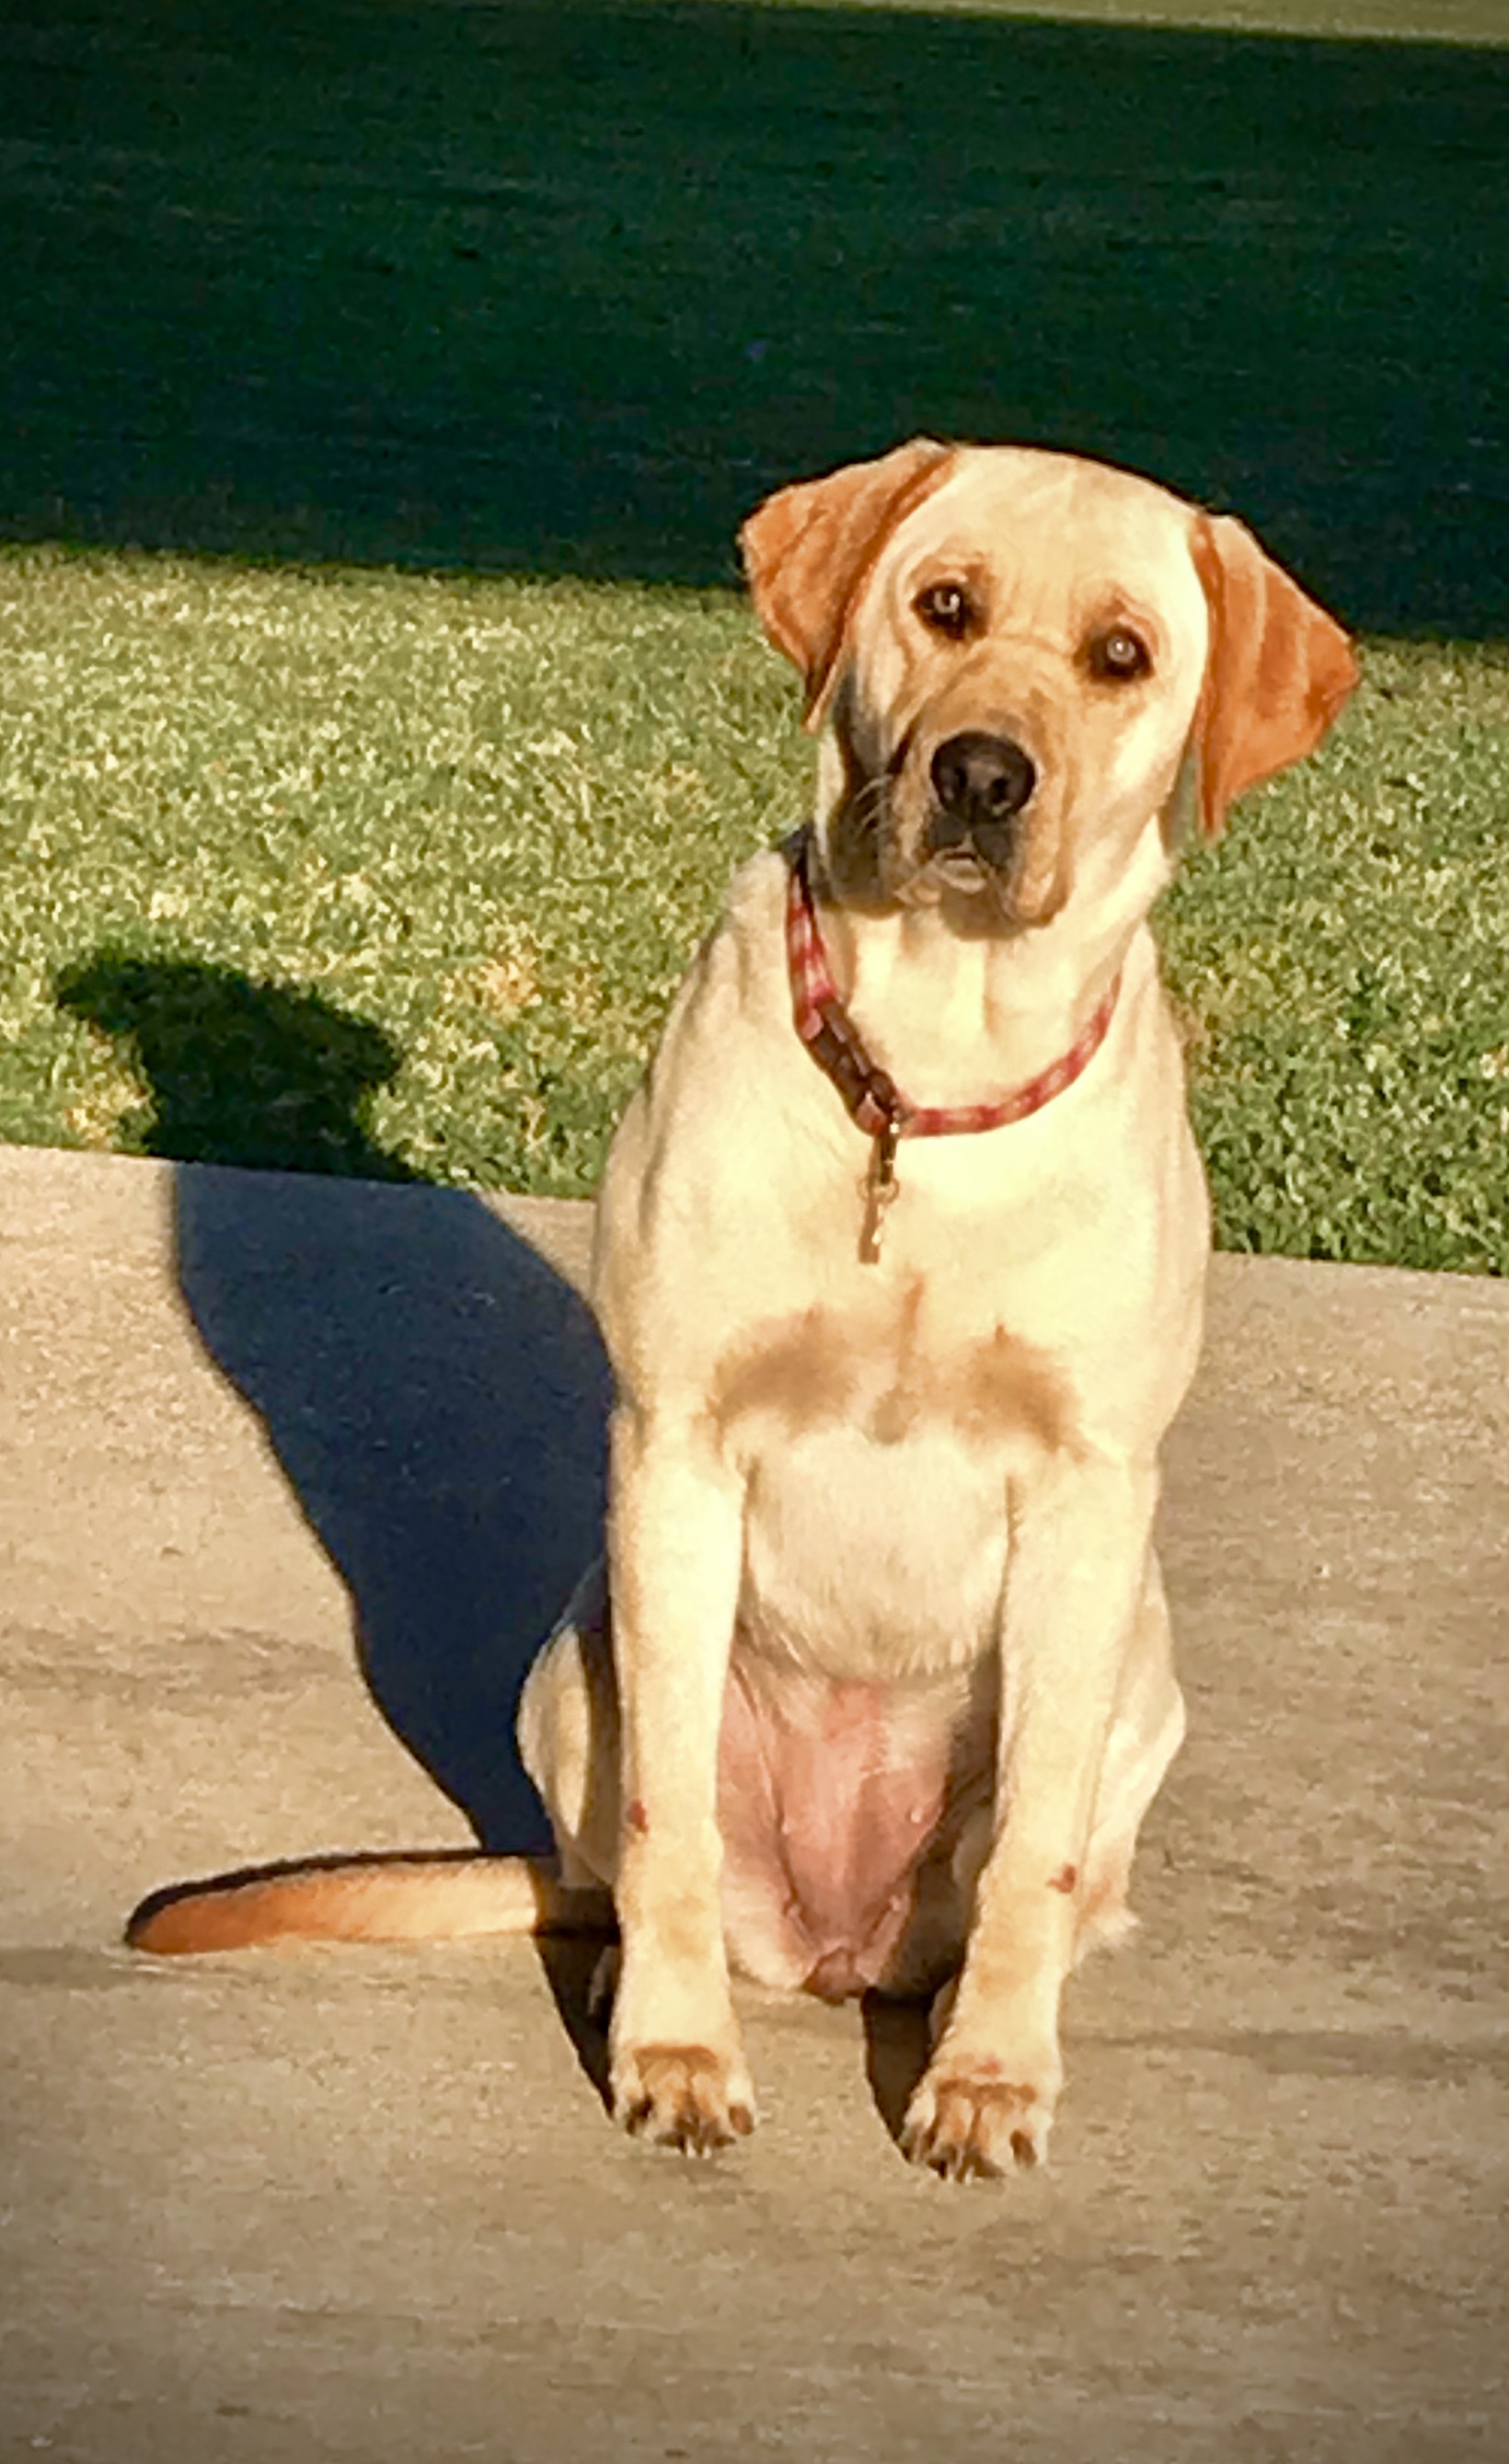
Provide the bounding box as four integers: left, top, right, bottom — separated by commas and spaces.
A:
1, 0, 1504, 1267
2, 550, 788, 1192
5, 546, 1506, 1270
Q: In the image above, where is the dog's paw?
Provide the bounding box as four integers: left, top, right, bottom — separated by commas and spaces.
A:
899, 2065, 1054, 2182
611, 2042, 756, 2156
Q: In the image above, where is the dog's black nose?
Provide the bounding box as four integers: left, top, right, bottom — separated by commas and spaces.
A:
930, 733, 1037, 836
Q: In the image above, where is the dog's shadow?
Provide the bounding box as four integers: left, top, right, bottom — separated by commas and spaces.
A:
176, 1155, 650, 2113
174, 1157, 610, 1852
859, 1995, 935, 2147
60, 952, 611, 1850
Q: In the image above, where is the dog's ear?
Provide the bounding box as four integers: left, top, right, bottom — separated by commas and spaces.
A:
1188, 513, 1358, 838
740, 439, 955, 729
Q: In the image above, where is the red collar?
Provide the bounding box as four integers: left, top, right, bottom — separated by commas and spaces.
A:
785, 834, 1121, 1259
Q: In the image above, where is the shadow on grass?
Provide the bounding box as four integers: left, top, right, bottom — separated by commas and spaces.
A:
59, 953, 609, 1850
57, 953, 420, 1179
4, 0, 1505, 634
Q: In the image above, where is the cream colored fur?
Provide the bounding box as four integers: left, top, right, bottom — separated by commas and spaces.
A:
529, 445, 1354, 2175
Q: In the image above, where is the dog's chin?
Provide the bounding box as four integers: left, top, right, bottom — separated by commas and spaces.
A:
897, 844, 1028, 927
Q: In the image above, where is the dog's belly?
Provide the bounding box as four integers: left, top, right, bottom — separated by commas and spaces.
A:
740, 1423, 1012, 1683
716, 1427, 1006, 1996
717, 1646, 989, 1998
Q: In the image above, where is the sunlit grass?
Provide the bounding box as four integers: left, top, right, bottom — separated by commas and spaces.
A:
0, 547, 798, 1192
1160, 639, 1509, 1271
2, 544, 1506, 1268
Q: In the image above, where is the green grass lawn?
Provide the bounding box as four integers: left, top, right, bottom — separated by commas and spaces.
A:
4, 546, 1506, 1271
1, 0, 1505, 1269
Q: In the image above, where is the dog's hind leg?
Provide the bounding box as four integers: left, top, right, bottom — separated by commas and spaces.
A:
515, 1560, 623, 1894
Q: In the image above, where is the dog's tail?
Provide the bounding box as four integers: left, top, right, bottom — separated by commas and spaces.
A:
125, 1851, 614, 1956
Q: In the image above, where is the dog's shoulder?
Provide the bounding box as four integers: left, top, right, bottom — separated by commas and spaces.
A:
626, 846, 794, 1106
680, 844, 792, 1017
592, 846, 812, 1374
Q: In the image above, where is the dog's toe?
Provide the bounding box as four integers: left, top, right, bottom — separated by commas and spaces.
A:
900, 2068, 1052, 2182
613, 2043, 756, 2155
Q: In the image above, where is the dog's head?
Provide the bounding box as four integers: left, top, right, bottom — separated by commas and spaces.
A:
742, 441, 1357, 927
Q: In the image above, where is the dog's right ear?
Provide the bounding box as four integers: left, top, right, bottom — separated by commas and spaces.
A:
740, 439, 955, 730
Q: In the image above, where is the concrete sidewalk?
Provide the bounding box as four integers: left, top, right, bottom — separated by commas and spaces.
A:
2, 1143, 1506, 2464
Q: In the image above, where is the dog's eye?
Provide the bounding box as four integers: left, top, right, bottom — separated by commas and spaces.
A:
914, 581, 977, 641
1088, 626, 1152, 683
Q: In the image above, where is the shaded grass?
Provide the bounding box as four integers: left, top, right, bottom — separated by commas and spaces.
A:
54, 956, 420, 1183
3, 545, 1506, 1271
2, 0, 1506, 634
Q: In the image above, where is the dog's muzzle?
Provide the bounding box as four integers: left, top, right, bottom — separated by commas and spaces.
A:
926, 731, 1037, 871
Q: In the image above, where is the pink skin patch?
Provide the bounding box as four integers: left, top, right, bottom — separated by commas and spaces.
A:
717, 1659, 953, 1997
625, 1798, 651, 1837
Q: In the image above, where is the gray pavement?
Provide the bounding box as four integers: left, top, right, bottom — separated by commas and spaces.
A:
2, 1142, 1507, 2464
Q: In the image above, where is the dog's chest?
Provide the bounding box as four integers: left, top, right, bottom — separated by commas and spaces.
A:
722, 1277, 1042, 1682
738, 1424, 1012, 1683
717, 1253, 1077, 1458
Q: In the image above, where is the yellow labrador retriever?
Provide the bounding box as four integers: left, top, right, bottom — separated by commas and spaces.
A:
131, 443, 1357, 2182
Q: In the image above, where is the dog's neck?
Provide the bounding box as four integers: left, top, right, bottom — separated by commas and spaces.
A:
805, 823, 1171, 1110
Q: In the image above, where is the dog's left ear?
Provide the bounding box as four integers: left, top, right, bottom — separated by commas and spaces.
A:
1189, 513, 1359, 838
741, 438, 955, 729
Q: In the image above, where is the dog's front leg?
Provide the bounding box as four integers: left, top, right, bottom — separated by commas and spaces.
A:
903, 1458, 1159, 2182
605, 1401, 755, 2153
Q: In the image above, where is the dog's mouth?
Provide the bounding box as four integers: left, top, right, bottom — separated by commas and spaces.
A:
925, 839, 994, 894
922, 809, 1021, 889
916, 842, 991, 902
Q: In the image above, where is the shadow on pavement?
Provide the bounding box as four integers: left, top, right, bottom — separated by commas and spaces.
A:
5, 0, 1505, 634
861, 1993, 935, 2146
173, 1162, 609, 1851
59, 952, 610, 1849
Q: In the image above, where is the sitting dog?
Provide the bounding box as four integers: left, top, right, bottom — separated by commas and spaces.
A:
130, 442, 1357, 2182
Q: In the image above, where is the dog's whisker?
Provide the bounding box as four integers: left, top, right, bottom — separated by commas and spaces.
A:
842, 775, 892, 837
